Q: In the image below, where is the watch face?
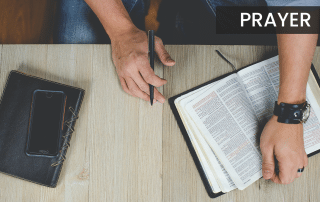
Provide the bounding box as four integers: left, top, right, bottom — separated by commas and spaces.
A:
302, 104, 311, 123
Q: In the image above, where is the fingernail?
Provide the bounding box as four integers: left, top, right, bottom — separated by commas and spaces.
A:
167, 57, 175, 63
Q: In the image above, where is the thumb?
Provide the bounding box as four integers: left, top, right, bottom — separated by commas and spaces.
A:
261, 147, 275, 180
154, 37, 175, 66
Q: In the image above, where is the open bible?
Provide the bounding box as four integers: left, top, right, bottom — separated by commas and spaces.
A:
169, 56, 320, 198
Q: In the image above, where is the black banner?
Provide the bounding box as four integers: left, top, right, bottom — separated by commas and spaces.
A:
216, 6, 320, 34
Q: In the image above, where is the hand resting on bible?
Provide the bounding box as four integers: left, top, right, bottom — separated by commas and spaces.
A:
260, 115, 308, 184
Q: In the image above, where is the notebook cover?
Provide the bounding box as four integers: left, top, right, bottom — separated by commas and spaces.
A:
0, 70, 85, 188
168, 58, 320, 198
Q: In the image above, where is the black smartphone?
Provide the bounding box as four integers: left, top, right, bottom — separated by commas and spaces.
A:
26, 90, 67, 157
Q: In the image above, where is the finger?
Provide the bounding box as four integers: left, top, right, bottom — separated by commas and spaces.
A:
138, 58, 167, 87
271, 173, 281, 184
131, 71, 166, 103
272, 169, 294, 184
296, 169, 303, 178
290, 167, 298, 182
154, 37, 175, 66
126, 77, 150, 102
119, 77, 136, 97
131, 71, 152, 94
153, 87, 165, 104
278, 162, 295, 184
296, 154, 307, 178
261, 146, 275, 180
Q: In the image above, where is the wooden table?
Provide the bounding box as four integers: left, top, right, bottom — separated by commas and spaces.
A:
0, 45, 320, 202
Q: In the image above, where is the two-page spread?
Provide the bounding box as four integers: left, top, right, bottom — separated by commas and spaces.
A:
173, 55, 320, 196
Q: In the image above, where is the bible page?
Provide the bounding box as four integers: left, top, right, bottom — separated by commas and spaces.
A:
175, 82, 237, 192
185, 74, 262, 190
175, 85, 221, 193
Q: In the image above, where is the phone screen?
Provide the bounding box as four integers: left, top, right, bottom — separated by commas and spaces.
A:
26, 90, 66, 157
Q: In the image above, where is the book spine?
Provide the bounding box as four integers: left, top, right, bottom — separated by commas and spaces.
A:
50, 91, 85, 187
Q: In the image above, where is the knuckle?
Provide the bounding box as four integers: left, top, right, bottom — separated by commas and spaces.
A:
144, 74, 154, 83
262, 162, 274, 168
129, 51, 140, 60
123, 67, 133, 77
260, 141, 272, 149
261, 149, 272, 158
132, 52, 147, 64
132, 55, 143, 64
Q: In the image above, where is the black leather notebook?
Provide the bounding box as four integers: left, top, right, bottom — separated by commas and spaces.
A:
0, 70, 85, 187
168, 59, 320, 198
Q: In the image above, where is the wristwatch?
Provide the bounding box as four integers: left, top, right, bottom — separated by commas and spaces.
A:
273, 101, 311, 124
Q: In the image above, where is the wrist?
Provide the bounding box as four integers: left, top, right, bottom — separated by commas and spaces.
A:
84, 0, 137, 42
105, 22, 138, 42
273, 100, 310, 124
277, 87, 306, 105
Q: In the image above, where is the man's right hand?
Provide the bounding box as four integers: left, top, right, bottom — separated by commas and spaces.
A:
111, 27, 175, 103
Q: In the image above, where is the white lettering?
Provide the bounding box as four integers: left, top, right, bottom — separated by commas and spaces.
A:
301, 13, 311, 27
277, 13, 288, 27
290, 13, 298, 27
252, 13, 263, 27
241, 13, 251, 27
264, 13, 276, 27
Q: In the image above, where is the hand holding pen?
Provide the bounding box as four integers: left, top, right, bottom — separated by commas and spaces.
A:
111, 28, 175, 104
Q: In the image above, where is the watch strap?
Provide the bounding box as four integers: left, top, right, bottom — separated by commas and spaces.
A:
273, 101, 306, 124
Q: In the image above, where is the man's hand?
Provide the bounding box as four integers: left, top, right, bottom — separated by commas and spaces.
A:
84, 0, 175, 103
111, 27, 175, 103
260, 115, 308, 184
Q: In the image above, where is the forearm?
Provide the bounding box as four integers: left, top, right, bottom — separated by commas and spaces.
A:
277, 34, 318, 104
85, 0, 136, 40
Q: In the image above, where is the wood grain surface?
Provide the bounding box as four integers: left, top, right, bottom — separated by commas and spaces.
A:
0, 45, 319, 202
